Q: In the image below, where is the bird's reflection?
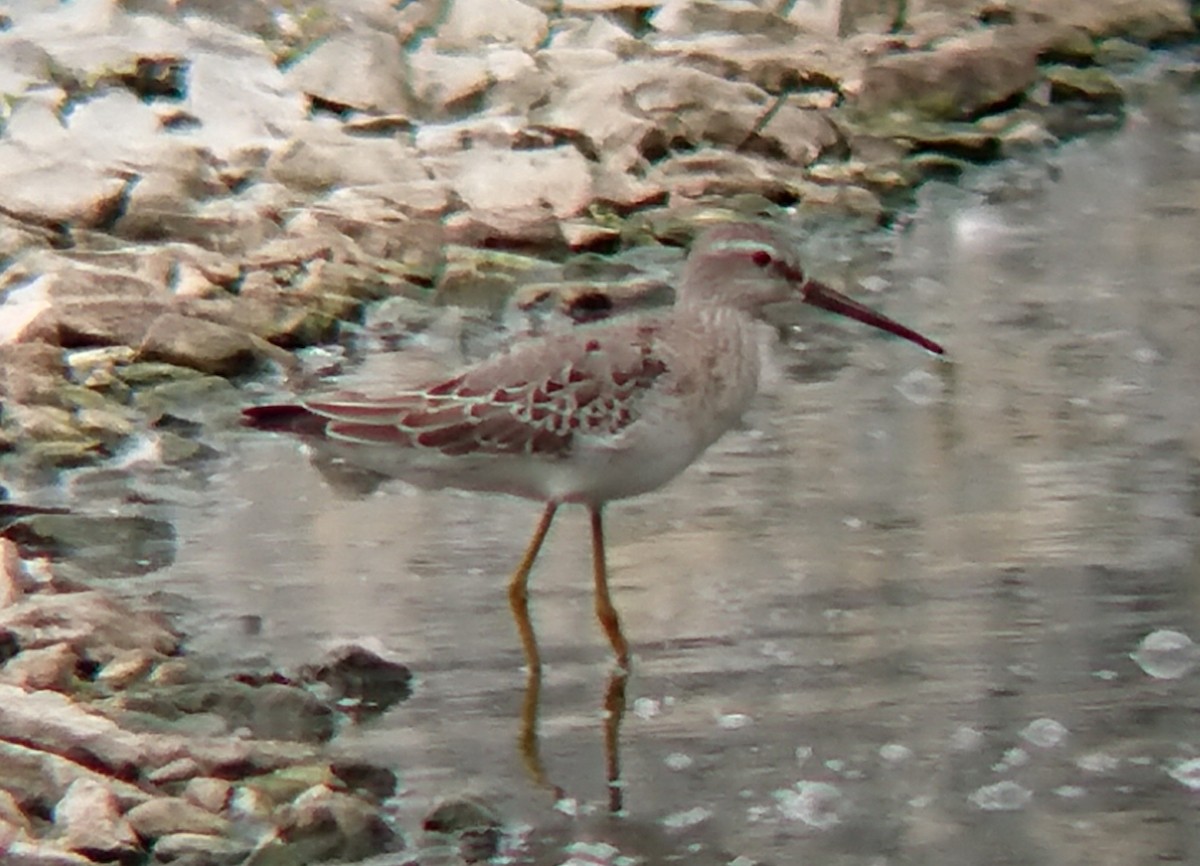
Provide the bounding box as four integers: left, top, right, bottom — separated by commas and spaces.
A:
517, 658, 629, 815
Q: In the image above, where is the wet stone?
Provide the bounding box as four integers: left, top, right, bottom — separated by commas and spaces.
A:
297, 644, 413, 717
423, 797, 503, 863
4, 513, 176, 577
114, 680, 335, 743
245, 785, 399, 866
1044, 65, 1126, 109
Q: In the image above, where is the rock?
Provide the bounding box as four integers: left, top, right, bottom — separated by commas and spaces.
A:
436, 245, 556, 309
0, 589, 177, 662
544, 59, 772, 169
1023, 0, 1195, 44
0, 787, 35, 837
64, 346, 138, 389
646, 149, 800, 204
0, 156, 132, 230
438, 0, 549, 53
132, 376, 240, 422
0, 642, 78, 691
150, 832, 253, 866
797, 182, 884, 222
53, 778, 142, 863
856, 29, 1039, 121
430, 145, 595, 224
245, 785, 397, 865
0, 339, 63, 409
95, 649, 157, 689
423, 797, 503, 863
0, 739, 150, 815
125, 797, 232, 839
654, 32, 858, 97
20, 296, 171, 352
0, 683, 152, 776
649, 0, 798, 39
1, 839, 99, 865
137, 313, 265, 377
147, 758, 203, 785
1, 537, 31, 607
328, 762, 397, 803
183, 777, 233, 814
548, 14, 639, 53
266, 127, 430, 194
408, 43, 493, 116
112, 680, 335, 744
298, 644, 413, 715
1095, 37, 1152, 67
1044, 65, 1127, 109
753, 104, 840, 166
282, 31, 414, 115
4, 514, 177, 578
242, 764, 337, 808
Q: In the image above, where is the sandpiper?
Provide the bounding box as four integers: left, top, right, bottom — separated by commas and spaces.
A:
244, 222, 944, 672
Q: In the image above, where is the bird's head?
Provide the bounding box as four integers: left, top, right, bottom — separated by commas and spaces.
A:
679, 223, 944, 355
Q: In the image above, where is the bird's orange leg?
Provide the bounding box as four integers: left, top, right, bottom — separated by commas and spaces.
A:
589, 506, 630, 670
510, 503, 559, 793
508, 502, 557, 675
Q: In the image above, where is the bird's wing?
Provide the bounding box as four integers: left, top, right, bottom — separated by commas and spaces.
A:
303, 321, 669, 458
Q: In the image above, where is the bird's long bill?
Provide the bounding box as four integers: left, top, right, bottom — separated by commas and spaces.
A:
801, 279, 945, 355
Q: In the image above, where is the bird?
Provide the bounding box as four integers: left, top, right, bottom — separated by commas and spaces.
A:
243, 222, 945, 674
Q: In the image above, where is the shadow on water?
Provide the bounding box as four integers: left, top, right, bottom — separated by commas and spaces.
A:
124, 80, 1200, 862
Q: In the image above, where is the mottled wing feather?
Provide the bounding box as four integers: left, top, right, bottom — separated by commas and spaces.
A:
303, 322, 669, 459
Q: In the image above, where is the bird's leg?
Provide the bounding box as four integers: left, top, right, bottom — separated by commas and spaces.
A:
510, 503, 560, 794
509, 502, 557, 674
590, 506, 630, 670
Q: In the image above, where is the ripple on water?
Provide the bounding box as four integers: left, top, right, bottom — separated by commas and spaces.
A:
969, 781, 1032, 811
1131, 629, 1198, 679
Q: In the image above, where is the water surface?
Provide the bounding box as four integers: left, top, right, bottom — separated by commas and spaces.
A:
146, 74, 1200, 864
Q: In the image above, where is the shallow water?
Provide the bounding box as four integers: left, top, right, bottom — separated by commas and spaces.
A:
118, 76, 1200, 861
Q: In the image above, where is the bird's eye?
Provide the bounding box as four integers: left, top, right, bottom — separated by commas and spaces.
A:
751, 250, 772, 267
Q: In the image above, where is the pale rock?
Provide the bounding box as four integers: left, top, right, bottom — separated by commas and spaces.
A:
95, 649, 155, 689
1023, 0, 1194, 43
0, 590, 178, 661
650, 0, 797, 39
137, 312, 264, 377
183, 777, 233, 814
125, 796, 232, 839
0, 643, 77, 691
0, 739, 150, 813
856, 27, 1039, 120
438, 0, 550, 53
53, 778, 140, 861
431, 146, 594, 220
0, 788, 34, 837
147, 757, 203, 785
408, 43, 493, 115
756, 104, 839, 166
548, 15, 638, 52
151, 832, 254, 865
266, 127, 430, 194
1, 538, 31, 608
283, 31, 414, 115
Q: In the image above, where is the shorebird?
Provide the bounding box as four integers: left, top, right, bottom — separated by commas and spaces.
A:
244, 222, 944, 673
